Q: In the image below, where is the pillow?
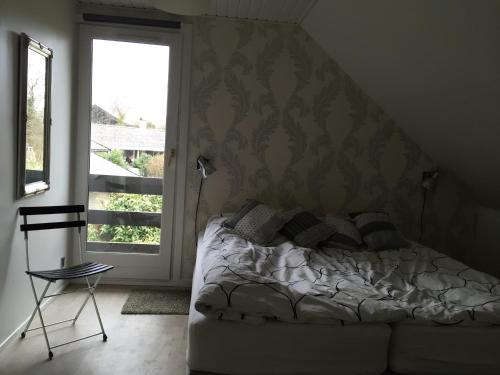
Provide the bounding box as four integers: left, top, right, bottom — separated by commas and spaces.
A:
281, 211, 336, 248
349, 211, 408, 250
320, 215, 362, 250
223, 200, 285, 245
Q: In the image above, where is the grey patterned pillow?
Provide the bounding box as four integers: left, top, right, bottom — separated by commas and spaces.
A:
223, 200, 285, 245
281, 211, 336, 248
350, 211, 408, 250
320, 215, 362, 250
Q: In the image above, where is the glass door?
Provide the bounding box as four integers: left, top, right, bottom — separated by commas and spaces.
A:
79, 25, 181, 281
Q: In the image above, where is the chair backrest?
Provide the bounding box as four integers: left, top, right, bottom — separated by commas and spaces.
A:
19, 205, 86, 233
19, 205, 86, 270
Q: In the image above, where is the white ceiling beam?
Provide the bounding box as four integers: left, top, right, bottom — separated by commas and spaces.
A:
78, 0, 316, 23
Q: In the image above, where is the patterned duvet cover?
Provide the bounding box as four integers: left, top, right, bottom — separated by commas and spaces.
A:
195, 217, 500, 326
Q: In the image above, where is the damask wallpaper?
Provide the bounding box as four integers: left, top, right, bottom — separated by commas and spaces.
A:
181, 17, 476, 279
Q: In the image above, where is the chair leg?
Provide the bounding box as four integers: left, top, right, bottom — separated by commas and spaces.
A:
85, 275, 108, 341
27, 277, 53, 359
21, 305, 39, 339
21, 280, 51, 338
72, 292, 92, 325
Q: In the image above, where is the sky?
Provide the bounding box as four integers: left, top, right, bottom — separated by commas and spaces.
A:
91, 39, 170, 127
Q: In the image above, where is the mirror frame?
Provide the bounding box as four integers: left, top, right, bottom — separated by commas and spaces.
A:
17, 33, 53, 198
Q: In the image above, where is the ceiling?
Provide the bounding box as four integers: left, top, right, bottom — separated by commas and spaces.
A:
302, 0, 500, 208
77, 0, 317, 23
78, 0, 154, 9
206, 0, 316, 23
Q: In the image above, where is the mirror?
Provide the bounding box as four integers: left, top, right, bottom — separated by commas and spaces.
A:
17, 33, 52, 198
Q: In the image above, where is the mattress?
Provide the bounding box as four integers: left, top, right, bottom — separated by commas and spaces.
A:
187, 230, 391, 375
389, 323, 500, 374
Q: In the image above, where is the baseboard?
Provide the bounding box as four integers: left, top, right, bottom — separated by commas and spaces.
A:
72, 277, 193, 288
0, 282, 68, 352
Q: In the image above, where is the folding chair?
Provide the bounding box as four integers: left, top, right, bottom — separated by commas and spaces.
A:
19, 204, 113, 360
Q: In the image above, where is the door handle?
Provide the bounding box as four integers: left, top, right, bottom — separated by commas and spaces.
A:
167, 148, 176, 166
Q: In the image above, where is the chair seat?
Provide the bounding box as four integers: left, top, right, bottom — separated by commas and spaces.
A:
26, 262, 114, 281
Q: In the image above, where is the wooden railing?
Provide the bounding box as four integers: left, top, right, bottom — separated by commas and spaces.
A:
88, 174, 162, 195
87, 174, 163, 254
88, 209, 161, 227
86, 241, 159, 254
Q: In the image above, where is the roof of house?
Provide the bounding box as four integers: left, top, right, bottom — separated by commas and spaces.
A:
89, 152, 138, 177
90, 140, 109, 152
91, 123, 165, 152
91, 104, 119, 125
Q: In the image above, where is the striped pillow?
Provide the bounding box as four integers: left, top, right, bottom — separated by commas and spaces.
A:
350, 211, 408, 251
281, 211, 336, 248
223, 200, 285, 245
320, 215, 362, 250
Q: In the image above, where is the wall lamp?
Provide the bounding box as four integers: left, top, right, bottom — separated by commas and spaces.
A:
422, 169, 439, 191
195, 156, 216, 239
419, 168, 439, 241
197, 156, 216, 179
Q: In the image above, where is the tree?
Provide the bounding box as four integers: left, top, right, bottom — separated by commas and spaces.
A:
112, 103, 127, 124
26, 78, 44, 170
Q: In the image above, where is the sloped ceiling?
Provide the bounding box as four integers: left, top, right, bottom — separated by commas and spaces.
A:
302, 0, 500, 208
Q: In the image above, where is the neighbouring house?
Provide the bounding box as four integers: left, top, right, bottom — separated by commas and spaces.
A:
90, 123, 165, 160
91, 104, 119, 125
90, 105, 165, 162
89, 152, 138, 177
88, 152, 138, 210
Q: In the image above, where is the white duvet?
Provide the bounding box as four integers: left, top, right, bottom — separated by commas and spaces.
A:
195, 217, 500, 325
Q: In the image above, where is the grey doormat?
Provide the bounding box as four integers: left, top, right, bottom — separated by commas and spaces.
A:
121, 289, 191, 315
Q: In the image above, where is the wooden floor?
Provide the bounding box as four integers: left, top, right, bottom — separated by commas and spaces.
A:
0, 285, 189, 375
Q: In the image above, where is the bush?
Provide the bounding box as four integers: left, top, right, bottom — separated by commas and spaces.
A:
133, 153, 152, 176
96, 224, 160, 244
107, 193, 162, 213
101, 149, 126, 168
88, 193, 162, 244
87, 223, 100, 242
144, 154, 164, 177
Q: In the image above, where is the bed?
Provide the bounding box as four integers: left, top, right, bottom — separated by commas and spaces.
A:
389, 323, 500, 374
187, 216, 500, 374
187, 219, 391, 375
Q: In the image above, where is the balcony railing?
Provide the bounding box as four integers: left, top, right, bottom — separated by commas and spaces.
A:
87, 174, 163, 254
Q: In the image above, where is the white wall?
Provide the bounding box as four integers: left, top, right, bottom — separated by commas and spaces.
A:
0, 0, 76, 346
